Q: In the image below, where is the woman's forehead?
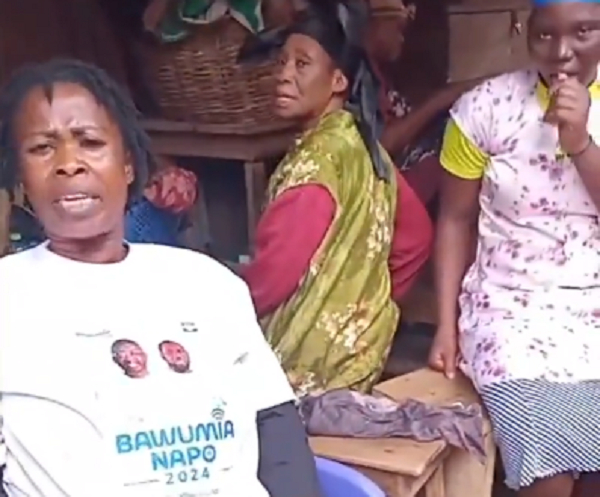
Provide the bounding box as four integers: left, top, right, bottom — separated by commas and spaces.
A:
283, 33, 329, 58
15, 83, 115, 134
532, 0, 600, 7
531, 2, 600, 26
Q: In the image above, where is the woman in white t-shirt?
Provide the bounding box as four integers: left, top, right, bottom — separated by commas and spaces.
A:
0, 58, 321, 497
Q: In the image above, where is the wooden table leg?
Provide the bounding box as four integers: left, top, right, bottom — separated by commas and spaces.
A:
244, 161, 268, 254
443, 431, 496, 497
425, 464, 446, 497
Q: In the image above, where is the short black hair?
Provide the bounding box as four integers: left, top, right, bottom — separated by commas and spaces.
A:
0, 58, 157, 202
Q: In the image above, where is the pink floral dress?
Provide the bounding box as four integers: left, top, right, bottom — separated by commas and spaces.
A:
448, 69, 600, 490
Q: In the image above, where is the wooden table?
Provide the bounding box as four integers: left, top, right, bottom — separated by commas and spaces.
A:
374, 369, 496, 497
310, 369, 496, 497
142, 118, 296, 249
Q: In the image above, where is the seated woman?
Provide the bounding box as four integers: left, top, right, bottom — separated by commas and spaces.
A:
238, 0, 433, 396
430, 0, 600, 496
365, 0, 482, 205
0, 59, 321, 497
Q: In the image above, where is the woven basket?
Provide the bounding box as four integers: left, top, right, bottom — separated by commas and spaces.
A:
135, 17, 291, 135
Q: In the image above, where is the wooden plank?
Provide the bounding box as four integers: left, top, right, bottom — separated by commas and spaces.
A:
309, 436, 446, 478
447, 0, 529, 14
447, 10, 529, 82
376, 369, 476, 407
244, 161, 268, 250
142, 118, 296, 161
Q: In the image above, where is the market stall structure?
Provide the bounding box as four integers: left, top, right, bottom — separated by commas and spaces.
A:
0, 0, 531, 495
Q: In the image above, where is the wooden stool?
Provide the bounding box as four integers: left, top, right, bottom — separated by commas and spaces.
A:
374, 368, 496, 497
309, 368, 496, 497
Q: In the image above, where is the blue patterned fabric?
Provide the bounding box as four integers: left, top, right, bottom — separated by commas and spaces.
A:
9, 206, 44, 253
481, 379, 600, 490
8, 200, 185, 251
124, 198, 185, 247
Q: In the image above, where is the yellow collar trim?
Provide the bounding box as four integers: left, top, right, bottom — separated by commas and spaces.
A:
536, 79, 600, 110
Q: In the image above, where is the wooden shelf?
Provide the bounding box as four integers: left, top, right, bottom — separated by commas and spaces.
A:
142, 118, 296, 161
141, 118, 298, 249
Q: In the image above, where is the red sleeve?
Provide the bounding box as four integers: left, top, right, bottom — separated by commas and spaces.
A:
389, 169, 433, 302
241, 185, 335, 319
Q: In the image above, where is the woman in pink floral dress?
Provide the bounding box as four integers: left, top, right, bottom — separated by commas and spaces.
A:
431, 1, 600, 496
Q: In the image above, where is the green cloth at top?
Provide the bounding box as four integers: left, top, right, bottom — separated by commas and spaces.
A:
158, 0, 264, 43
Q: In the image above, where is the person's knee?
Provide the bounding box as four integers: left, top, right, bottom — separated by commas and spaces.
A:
572, 472, 600, 497
518, 473, 574, 497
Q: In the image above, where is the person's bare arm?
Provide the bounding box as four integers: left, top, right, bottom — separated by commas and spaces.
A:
435, 171, 480, 330
546, 76, 600, 211
380, 79, 486, 155
380, 96, 449, 153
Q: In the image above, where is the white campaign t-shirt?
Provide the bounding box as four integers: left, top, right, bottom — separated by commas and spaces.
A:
0, 243, 295, 497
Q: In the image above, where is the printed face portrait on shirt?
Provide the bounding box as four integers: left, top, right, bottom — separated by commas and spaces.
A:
159, 340, 191, 373
111, 339, 148, 379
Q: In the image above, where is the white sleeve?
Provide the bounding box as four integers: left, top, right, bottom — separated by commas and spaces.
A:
448, 77, 501, 155
229, 281, 296, 412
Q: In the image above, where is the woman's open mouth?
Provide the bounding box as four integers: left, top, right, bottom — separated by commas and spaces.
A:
275, 95, 295, 106
275, 88, 297, 106
54, 193, 101, 215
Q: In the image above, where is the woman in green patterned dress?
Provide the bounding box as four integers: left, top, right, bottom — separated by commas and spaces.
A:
238, 0, 432, 396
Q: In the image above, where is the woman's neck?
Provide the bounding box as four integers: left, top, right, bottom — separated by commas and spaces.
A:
47, 229, 127, 264
302, 99, 345, 131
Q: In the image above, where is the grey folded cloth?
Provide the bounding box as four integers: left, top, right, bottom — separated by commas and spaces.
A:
299, 389, 486, 462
